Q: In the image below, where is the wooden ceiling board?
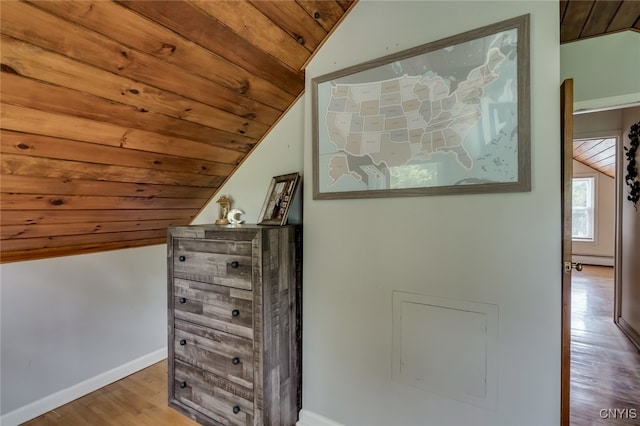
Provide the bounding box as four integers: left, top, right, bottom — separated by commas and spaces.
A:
561, 0, 640, 43
560, 0, 569, 21
2, 219, 186, 240
0, 173, 215, 199
248, 1, 329, 52
573, 138, 607, 158
28, 0, 295, 110
297, 0, 346, 32
560, 0, 595, 42
585, 160, 615, 178
591, 154, 617, 169
1, 229, 168, 252
117, 1, 306, 95
596, 162, 616, 177
336, 0, 354, 11
1, 101, 252, 157
0, 239, 168, 263
582, 142, 616, 162
1, 153, 225, 188
0, 132, 236, 178
580, 0, 622, 38
1, 209, 196, 226
607, 0, 640, 31
1, 193, 208, 211
191, 0, 312, 70
577, 139, 616, 160
573, 138, 617, 178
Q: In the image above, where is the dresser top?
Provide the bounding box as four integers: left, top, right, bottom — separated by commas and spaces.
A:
168, 224, 300, 240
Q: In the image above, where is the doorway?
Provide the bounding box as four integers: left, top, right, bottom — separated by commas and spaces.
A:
566, 115, 640, 424
569, 265, 640, 424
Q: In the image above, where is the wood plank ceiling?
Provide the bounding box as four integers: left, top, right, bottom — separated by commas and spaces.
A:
561, 0, 639, 178
573, 137, 617, 178
1, 0, 637, 263
0, 0, 355, 263
560, 0, 640, 43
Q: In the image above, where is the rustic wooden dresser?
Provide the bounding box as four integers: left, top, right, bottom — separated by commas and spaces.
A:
167, 224, 302, 426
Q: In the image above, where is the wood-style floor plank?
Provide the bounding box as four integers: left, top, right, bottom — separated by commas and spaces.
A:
570, 265, 640, 425
23, 361, 197, 426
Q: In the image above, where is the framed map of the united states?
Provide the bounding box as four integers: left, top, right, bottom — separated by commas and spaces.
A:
312, 15, 530, 199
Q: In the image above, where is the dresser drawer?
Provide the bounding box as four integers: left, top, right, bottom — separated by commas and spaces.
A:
174, 319, 253, 389
173, 239, 253, 290
174, 278, 253, 339
173, 359, 254, 426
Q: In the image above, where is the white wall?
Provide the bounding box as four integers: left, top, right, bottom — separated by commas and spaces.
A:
302, 2, 560, 426
0, 245, 167, 423
573, 109, 621, 139
561, 31, 640, 113
192, 98, 304, 225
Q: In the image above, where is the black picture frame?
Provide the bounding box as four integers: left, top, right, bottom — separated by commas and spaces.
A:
258, 172, 300, 225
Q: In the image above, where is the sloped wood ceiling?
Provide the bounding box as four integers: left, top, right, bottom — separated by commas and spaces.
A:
573, 137, 617, 178
0, 0, 355, 263
560, 0, 640, 43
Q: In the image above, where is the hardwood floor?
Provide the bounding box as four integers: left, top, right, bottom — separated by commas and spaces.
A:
570, 265, 640, 425
23, 361, 197, 426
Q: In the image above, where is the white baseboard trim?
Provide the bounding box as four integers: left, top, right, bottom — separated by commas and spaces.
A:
572, 254, 614, 267
297, 409, 345, 426
0, 347, 168, 426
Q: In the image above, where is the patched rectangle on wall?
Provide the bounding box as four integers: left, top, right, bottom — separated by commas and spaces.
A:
392, 291, 498, 409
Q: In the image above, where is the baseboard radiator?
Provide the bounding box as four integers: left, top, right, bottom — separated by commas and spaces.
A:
571, 255, 614, 267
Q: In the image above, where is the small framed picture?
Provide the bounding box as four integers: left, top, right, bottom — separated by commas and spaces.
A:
258, 172, 300, 225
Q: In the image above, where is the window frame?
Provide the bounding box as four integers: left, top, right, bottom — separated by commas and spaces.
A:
571, 174, 597, 243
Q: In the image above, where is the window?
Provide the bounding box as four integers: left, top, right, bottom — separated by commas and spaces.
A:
572, 176, 595, 241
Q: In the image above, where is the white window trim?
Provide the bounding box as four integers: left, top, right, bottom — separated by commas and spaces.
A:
572, 172, 598, 244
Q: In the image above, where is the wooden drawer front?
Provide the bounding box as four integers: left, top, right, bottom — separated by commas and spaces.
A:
174, 239, 253, 290
174, 320, 253, 389
174, 278, 253, 339
173, 360, 254, 426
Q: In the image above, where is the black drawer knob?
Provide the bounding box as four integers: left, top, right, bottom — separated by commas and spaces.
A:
179, 297, 186, 304
232, 357, 240, 365
232, 309, 240, 317
178, 255, 186, 262
233, 406, 241, 414
230, 261, 239, 268
180, 381, 187, 389
179, 339, 187, 346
